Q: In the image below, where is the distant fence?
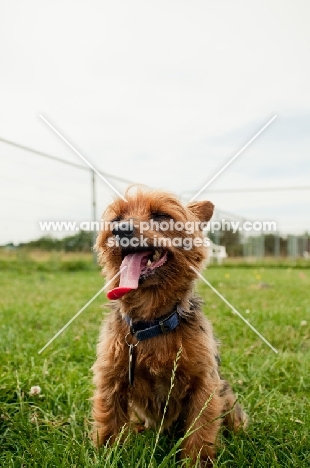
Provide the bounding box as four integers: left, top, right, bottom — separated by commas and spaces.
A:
208, 208, 309, 259
207, 233, 310, 260
240, 233, 309, 258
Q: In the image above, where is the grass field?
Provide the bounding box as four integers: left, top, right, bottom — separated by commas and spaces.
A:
1, 253, 309, 467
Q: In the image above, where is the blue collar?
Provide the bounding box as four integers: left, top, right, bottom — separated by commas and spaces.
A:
124, 307, 181, 342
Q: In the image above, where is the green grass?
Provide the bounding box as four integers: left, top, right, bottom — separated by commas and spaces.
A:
1, 261, 310, 467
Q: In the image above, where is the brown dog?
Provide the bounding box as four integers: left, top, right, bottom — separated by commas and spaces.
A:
92, 188, 247, 465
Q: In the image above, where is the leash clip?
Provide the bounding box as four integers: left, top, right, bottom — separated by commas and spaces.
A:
125, 333, 139, 386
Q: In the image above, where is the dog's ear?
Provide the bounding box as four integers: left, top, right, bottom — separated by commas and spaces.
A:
187, 200, 214, 222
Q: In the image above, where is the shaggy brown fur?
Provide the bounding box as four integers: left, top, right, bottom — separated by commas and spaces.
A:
92, 188, 247, 466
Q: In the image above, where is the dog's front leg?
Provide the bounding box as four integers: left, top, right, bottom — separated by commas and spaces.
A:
92, 381, 129, 447
181, 388, 222, 466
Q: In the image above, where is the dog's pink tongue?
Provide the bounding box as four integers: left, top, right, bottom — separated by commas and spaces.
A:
107, 251, 151, 300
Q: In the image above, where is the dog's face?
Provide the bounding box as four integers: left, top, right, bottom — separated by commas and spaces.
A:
96, 188, 214, 305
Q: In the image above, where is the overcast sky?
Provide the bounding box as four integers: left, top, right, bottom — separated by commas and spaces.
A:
1, 0, 309, 245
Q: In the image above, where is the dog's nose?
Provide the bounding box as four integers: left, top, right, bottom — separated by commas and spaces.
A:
112, 221, 135, 239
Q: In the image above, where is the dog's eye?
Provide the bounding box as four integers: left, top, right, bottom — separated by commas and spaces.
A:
110, 217, 122, 223
151, 212, 172, 220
